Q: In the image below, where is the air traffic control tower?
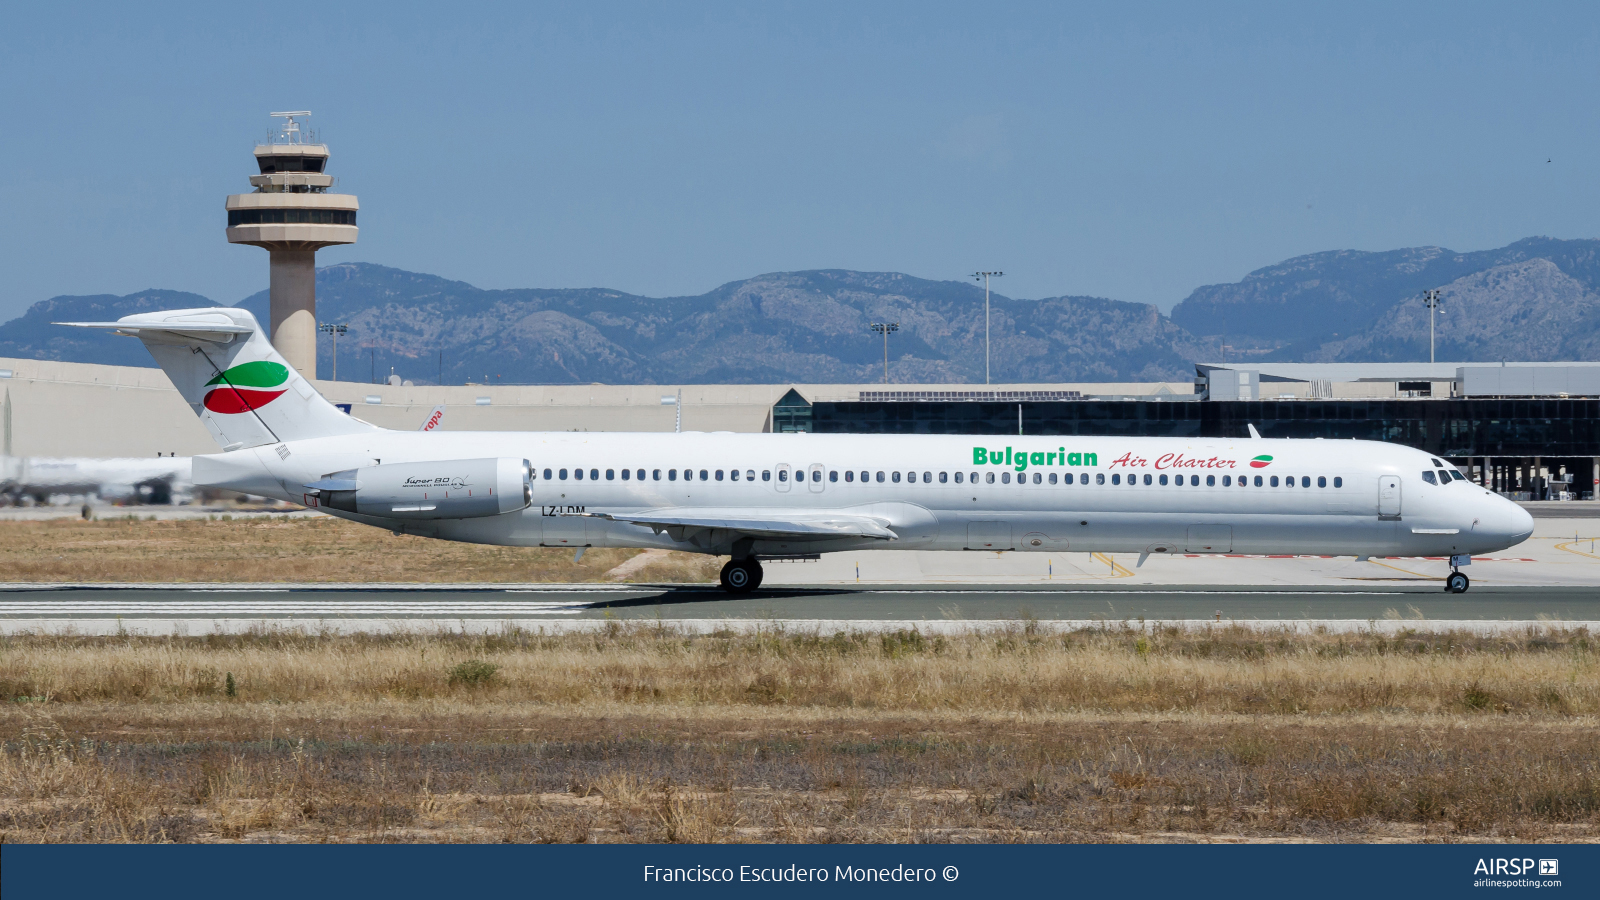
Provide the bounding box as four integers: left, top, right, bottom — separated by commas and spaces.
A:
225, 112, 357, 378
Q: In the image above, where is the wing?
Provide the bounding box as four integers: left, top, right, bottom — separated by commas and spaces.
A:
575, 508, 897, 542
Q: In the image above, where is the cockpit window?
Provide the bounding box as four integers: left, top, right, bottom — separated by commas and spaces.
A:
1429, 458, 1444, 467
1448, 470, 1466, 481
1421, 471, 1438, 485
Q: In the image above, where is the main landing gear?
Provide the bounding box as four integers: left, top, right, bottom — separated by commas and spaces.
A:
719, 558, 765, 594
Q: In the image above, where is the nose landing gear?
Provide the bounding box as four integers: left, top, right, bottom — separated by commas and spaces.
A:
1445, 555, 1471, 594
719, 558, 765, 594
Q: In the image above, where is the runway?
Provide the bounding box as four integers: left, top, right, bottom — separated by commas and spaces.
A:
2, 583, 1597, 635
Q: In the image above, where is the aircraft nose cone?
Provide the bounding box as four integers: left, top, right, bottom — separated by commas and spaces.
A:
1508, 503, 1535, 543
1479, 495, 1534, 548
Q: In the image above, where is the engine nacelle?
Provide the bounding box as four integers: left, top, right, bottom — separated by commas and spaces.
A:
309, 458, 531, 520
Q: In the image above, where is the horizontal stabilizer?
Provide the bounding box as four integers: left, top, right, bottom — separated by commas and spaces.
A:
56, 317, 254, 341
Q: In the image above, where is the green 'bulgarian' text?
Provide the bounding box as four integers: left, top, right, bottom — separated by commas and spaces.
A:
972, 447, 1098, 472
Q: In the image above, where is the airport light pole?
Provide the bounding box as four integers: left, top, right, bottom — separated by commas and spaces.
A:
318, 322, 347, 382
1422, 289, 1443, 363
973, 271, 1003, 384
869, 322, 900, 384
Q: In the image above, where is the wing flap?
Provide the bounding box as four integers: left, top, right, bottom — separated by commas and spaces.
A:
577, 509, 897, 541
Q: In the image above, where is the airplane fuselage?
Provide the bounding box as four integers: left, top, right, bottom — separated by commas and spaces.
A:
193, 430, 1535, 560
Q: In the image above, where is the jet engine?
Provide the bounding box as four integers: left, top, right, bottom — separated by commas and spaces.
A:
307, 458, 531, 520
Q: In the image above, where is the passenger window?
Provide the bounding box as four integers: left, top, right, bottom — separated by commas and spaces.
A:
1159, 474, 1168, 486
1030, 472, 1039, 484
986, 472, 995, 484
543, 468, 553, 480
589, 469, 598, 481
940, 472, 949, 483
778, 470, 788, 482
745, 470, 754, 481
1253, 476, 1263, 487
1334, 477, 1342, 488
813, 470, 822, 482
1001, 472, 1011, 484
1302, 476, 1311, 488
1206, 475, 1215, 486
715, 470, 724, 481
699, 469, 708, 481
1285, 477, 1294, 488
971, 472, 979, 483
762, 470, 771, 482
1111, 474, 1121, 485
1270, 476, 1279, 487
845, 471, 854, 482
606, 469, 615, 480
953, 472, 962, 483
829, 471, 838, 482
668, 469, 677, 481
1421, 471, 1438, 485
924, 472, 932, 483
730, 469, 740, 481
877, 472, 885, 483
1048, 473, 1057, 484
861, 471, 870, 482
1143, 474, 1152, 485
892, 472, 901, 483
1317, 476, 1325, 487
559, 468, 568, 480
621, 469, 630, 481
1191, 475, 1200, 486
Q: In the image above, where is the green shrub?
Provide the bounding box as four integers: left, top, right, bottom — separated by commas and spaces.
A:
448, 659, 499, 687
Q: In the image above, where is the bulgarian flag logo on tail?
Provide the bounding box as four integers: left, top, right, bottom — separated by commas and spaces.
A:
203, 361, 290, 414
1249, 454, 1274, 468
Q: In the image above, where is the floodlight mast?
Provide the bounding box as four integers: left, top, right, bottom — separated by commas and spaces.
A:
318, 322, 348, 381
1422, 289, 1443, 363
869, 322, 900, 384
973, 271, 1003, 384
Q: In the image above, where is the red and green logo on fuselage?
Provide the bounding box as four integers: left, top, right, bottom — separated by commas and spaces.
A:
203, 361, 289, 414
1248, 454, 1274, 468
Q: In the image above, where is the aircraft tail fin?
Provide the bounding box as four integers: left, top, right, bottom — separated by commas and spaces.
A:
57, 308, 376, 451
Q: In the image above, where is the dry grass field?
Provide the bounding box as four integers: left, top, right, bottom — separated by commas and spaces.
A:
0, 515, 718, 583
0, 623, 1597, 843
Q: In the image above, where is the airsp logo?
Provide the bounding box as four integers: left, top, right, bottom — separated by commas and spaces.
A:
1474, 858, 1550, 876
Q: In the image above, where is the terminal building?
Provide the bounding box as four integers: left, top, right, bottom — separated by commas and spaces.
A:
2, 356, 1597, 500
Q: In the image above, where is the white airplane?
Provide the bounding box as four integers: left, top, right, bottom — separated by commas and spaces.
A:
62, 307, 1534, 594
0, 454, 192, 505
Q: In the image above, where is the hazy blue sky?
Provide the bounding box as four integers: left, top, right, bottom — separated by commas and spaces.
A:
3, 2, 1599, 319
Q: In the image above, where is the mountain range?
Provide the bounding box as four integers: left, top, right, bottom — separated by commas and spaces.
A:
5, 236, 1599, 384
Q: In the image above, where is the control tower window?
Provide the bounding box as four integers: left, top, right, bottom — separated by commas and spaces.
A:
229, 209, 356, 226
256, 156, 328, 174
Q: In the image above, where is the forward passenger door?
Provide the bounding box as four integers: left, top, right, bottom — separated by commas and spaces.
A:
1378, 475, 1402, 519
